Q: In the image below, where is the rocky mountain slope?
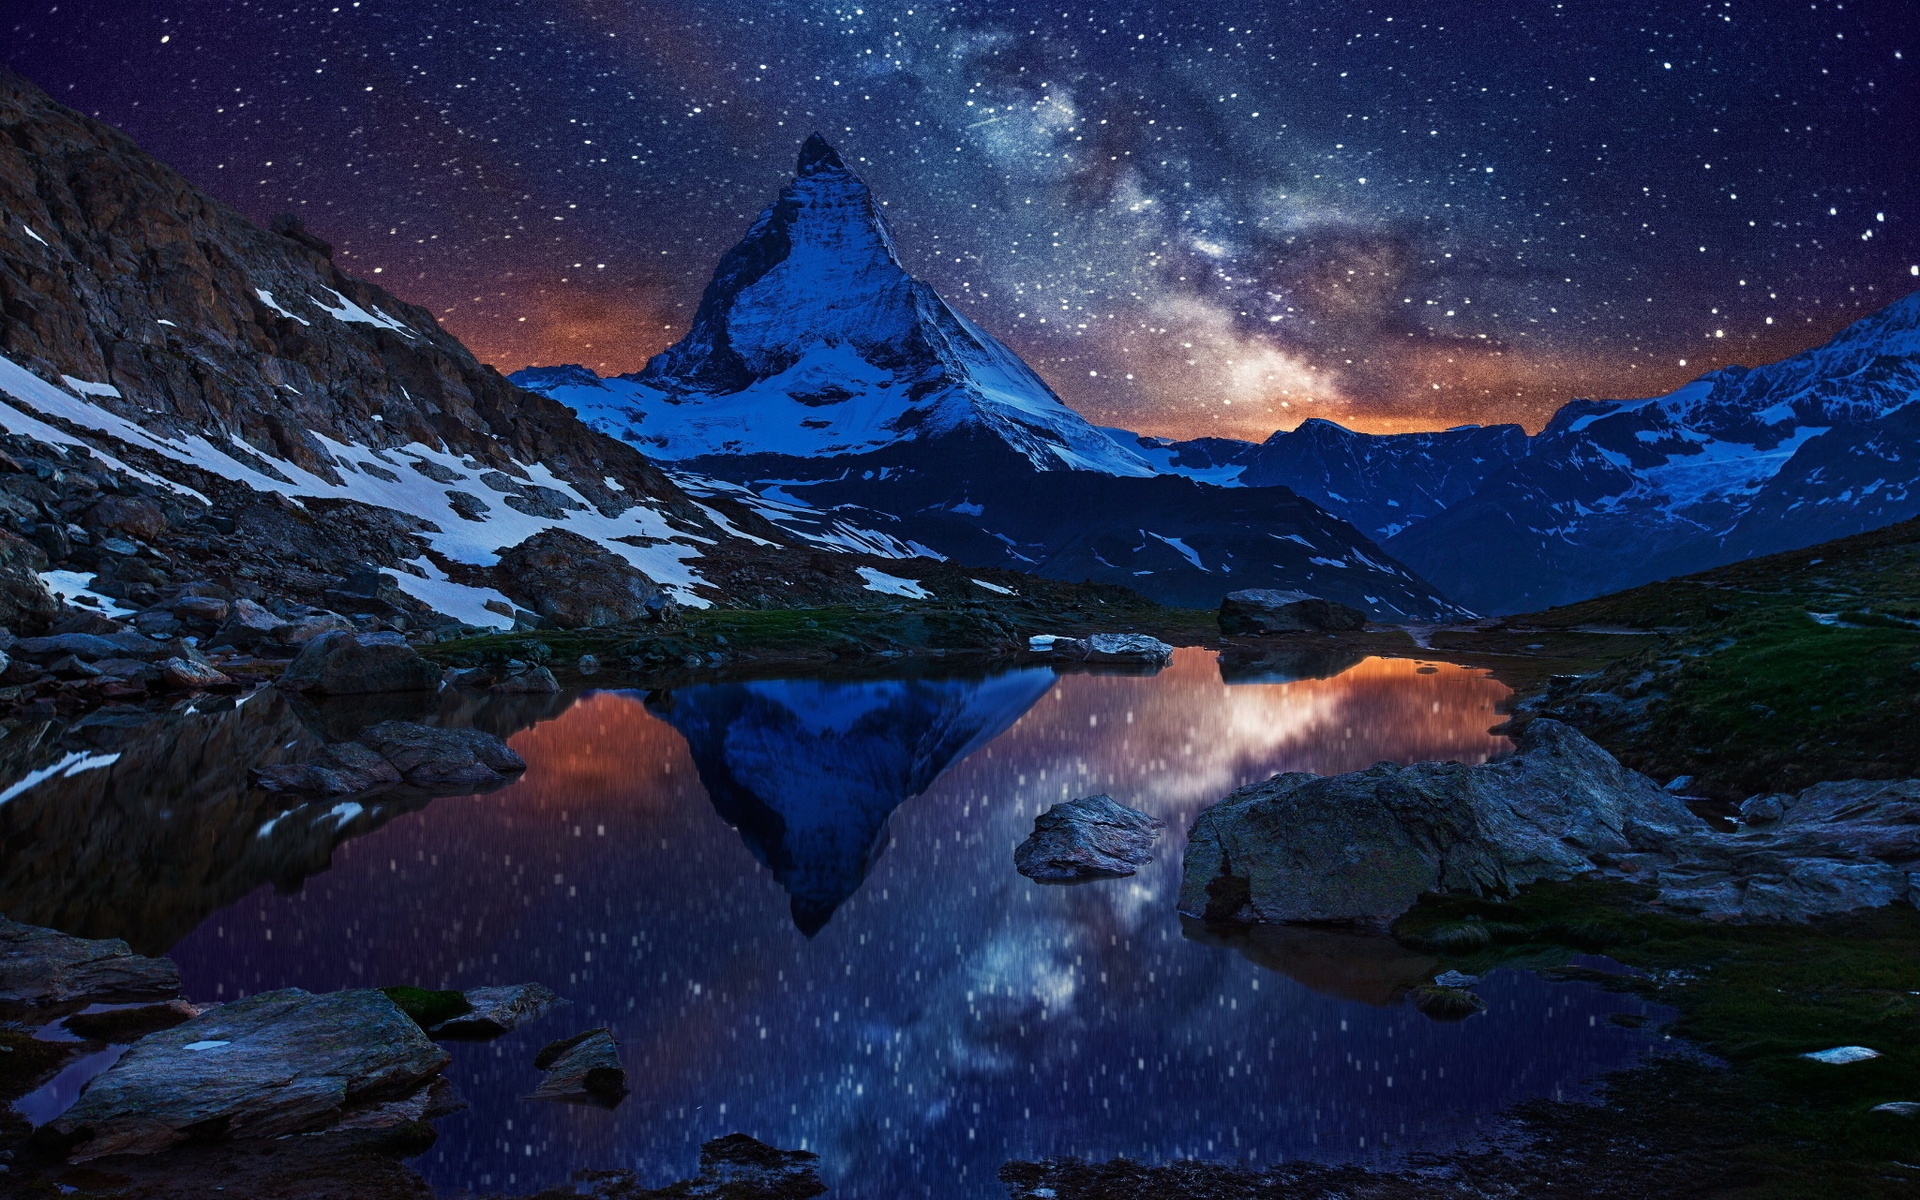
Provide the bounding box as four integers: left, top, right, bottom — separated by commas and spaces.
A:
516, 137, 1462, 619
0, 69, 972, 639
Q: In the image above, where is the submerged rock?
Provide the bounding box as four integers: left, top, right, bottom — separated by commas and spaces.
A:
1218, 588, 1367, 635
0, 917, 180, 1017
276, 630, 443, 694
50, 987, 451, 1160
1409, 984, 1487, 1022
529, 1027, 628, 1106
1179, 719, 1706, 925
431, 982, 563, 1038
251, 720, 525, 797
1015, 794, 1164, 882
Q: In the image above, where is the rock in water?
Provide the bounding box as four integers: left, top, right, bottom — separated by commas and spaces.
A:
1039, 633, 1176, 666
0, 917, 181, 1017
529, 1027, 628, 1106
50, 988, 451, 1160
276, 630, 444, 694
1179, 719, 1706, 925
431, 983, 563, 1039
1218, 589, 1368, 635
251, 720, 525, 797
495, 528, 666, 628
659, 1133, 828, 1198
1015, 795, 1164, 882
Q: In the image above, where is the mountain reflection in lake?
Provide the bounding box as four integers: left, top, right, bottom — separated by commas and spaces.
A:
43, 651, 1659, 1197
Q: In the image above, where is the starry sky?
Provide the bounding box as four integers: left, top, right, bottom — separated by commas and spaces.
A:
7, 0, 1917, 438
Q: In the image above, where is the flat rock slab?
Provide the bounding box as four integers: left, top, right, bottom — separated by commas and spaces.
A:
529, 1027, 627, 1106
1016, 795, 1164, 882
432, 983, 563, 1039
51, 987, 451, 1160
0, 917, 180, 1018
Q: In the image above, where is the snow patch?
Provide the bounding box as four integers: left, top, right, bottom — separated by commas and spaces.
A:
855, 567, 932, 598
0, 751, 122, 807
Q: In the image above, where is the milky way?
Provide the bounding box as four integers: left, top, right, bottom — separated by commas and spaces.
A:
7, 0, 1915, 436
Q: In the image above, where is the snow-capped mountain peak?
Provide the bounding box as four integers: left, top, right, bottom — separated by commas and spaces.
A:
547, 136, 1153, 477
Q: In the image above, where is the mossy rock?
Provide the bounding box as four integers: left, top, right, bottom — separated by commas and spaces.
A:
1409, 985, 1487, 1022
381, 985, 472, 1029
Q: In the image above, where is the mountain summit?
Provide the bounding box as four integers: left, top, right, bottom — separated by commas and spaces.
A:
609, 136, 1152, 475
519, 139, 1462, 616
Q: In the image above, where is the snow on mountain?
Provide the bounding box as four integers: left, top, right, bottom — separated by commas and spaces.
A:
518, 137, 1463, 619
0, 72, 957, 628
1385, 290, 1920, 613
546, 135, 1153, 478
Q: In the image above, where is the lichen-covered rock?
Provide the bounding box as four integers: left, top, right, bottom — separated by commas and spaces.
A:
1015, 794, 1164, 882
1218, 588, 1368, 635
0, 916, 180, 1017
50, 987, 451, 1160
495, 528, 667, 629
1179, 719, 1706, 925
276, 630, 443, 694
529, 1027, 627, 1106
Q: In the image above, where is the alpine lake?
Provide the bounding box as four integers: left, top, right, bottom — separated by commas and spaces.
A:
1, 644, 1679, 1197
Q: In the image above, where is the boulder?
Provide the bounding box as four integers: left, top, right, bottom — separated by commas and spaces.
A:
270, 610, 357, 648
50, 987, 451, 1160
1218, 589, 1368, 635
1623, 778, 1920, 921
1039, 633, 1175, 666
495, 528, 666, 629
0, 527, 61, 635
160, 656, 232, 689
1015, 794, 1164, 882
489, 664, 558, 693
650, 1134, 827, 1199
276, 630, 442, 694
431, 982, 564, 1039
1179, 719, 1707, 926
0, 917, 181, 1018
529, 1027, 628, 1106
83, 496, 168, 542
252, 720, 525, 797
211, 597, 281, 649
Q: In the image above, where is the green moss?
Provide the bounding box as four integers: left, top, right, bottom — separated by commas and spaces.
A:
380, 985, 472, 1029
1394, 882, 1920, 1194
1574, 607, 1920, 795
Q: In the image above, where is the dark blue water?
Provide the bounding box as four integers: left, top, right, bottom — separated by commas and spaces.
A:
6, 650, 1664, 1196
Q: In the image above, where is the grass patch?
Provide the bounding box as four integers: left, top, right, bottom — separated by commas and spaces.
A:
1394, 881, 1920, 1196
1561, 607, 1920, 795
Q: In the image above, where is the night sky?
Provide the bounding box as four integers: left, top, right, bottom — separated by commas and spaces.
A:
7, 1, 1917, 438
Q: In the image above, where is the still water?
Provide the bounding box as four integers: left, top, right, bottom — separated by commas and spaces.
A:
1, 649, 1662, 1196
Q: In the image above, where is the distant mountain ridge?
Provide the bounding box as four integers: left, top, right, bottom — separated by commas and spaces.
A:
517, 137, 1464, 619
1092, 290, 1920, 613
